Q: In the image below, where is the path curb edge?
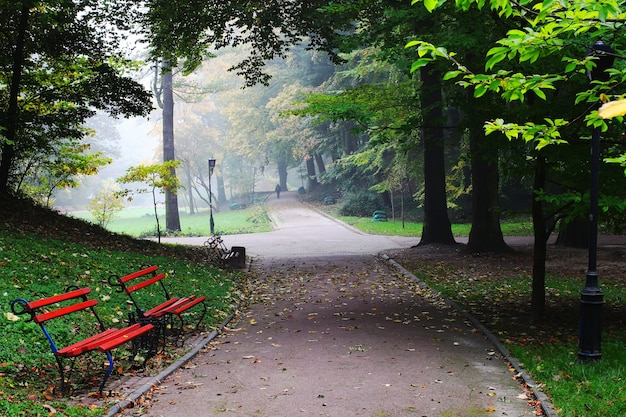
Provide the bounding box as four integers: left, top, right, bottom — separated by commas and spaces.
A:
382, 253, 559, 417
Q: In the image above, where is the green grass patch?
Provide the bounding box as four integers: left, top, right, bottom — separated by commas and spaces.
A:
332, 214, 530, 237
71, 204, 271, 237
409, 257, 626, 417
509, 338, 626, 416
313, 202, 532, 237
0, 227, 241, 416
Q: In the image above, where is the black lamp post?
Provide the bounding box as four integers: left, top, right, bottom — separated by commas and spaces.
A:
208, 158, 216, 235
579, 40, 615, 362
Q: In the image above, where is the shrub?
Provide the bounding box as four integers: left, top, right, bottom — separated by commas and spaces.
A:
246, 206, 269, 224
339, 192, 385, 217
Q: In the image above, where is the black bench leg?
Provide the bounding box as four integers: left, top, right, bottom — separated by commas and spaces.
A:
193, 302, 208, 331
54, 356, 69, 395
173, 315, 186, 346
99, 351, 114, 395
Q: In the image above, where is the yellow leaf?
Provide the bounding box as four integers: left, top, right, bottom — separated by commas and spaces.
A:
598, 99, 626, 119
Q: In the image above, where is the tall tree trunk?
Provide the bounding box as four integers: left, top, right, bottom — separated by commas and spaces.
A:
531, 155, 547, 321
0, 5, 30, 192
314, 153, 326, 175
343, 124, 359, 154
217, 175, 226, 205
466, 120, 510, 253
278, 159, 289, 191
185, 163, 195, 214
162, 66, 181, 232
419, 65, 455, 245
555, 217, 589, 248
306, 157, 318, 192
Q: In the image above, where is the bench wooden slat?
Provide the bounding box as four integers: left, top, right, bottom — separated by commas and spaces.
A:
84, 323, 142, 352
118, 265, 159, 284
171, 296, 206, 316
143, 295, 207, 317
157, 296, 198, 315
56, 328, 121, 357
27, 287, 91, 309
34, 299, 98, 324
142, 298, 180, 317
125, 273, 166, 294
97, 323, 155, 352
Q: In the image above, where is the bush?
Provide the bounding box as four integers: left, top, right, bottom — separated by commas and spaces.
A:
246, 206, 270, 224
339, 192, 386, 217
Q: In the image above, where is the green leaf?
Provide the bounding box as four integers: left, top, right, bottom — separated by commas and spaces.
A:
474, 84, 488, 98
410, 58, 432, 73
443, 70, 462, 80
533, 88, 547, 100
423, 0, 440, 12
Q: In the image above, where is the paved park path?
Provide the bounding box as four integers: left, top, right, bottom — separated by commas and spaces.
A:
132, 191, 537, 417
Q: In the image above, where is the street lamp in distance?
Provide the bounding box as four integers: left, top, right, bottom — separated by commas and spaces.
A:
208, 158, 216, 235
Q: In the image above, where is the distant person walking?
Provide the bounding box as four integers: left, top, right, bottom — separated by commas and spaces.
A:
275, 184, 281, 199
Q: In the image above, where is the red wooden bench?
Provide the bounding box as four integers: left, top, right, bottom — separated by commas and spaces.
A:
107, 265, 207, 342
10, 287, 155, 395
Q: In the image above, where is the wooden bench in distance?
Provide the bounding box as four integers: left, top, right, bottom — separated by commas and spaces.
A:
10, 287, 154, 395
108, 265, 207, 342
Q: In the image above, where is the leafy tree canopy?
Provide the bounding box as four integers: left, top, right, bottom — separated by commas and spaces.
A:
409, 0, 626, 151
0, 0, 154, 193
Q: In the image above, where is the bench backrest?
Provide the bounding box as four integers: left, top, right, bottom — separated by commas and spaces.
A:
10, 287, 106, 354
204, 236, 228, 252
108, 265, 171, 313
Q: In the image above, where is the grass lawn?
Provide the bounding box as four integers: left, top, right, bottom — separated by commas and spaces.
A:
0, 226, 243, 416
392, 242, 626, 417
315, 204, 534, 237
71, 204, 271, 237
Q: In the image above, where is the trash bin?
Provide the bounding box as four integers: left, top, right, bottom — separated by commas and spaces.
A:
372, 210, 388, 222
